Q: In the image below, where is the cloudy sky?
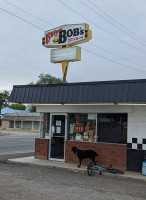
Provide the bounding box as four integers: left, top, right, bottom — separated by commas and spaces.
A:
0, 0, 146, 91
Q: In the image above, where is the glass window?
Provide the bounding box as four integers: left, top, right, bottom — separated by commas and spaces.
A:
68, 113, 96, 142
97, 114, 127, 144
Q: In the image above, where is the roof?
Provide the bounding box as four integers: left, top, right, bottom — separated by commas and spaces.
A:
2, 112, 40, 121
1, 107, 28, 115
8, 79, 146, 104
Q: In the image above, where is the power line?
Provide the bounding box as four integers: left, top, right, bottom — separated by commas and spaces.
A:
82, 47, 146, 73
0, 7, 45, 31
1, 3, 146, 74
79, 0, 146, 46
88, 42, 146, 69
87, 0, 146, 43
1, 0, 54, 28
2, 0, 146, 67
2, 0, 146, 54
57, 0, 146, 55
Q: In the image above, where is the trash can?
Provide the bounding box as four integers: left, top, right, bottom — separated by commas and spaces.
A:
142, 161, 146, 175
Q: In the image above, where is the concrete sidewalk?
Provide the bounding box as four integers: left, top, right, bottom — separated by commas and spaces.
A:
8, 156, 146, 182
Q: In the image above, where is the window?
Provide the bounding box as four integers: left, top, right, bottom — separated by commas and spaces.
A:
97, 114, 127, 144
68, 113, 96, 142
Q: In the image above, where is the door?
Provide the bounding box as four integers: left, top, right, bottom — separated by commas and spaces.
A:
49, 114, 67, 161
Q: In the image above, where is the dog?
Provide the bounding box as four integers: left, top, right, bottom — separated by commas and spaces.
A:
72, 146, 98, 168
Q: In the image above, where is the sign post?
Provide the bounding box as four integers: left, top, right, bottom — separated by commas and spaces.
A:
62, 61, 69, 83
42, 23, 92, 83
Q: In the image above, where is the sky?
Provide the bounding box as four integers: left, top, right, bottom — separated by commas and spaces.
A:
0, 0, 146, 91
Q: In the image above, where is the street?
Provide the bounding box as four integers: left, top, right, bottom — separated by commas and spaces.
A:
0, 130, 39, 161
0, 162, 146, 200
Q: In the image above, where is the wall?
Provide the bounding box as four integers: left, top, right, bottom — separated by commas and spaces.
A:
34, 138, 127, 170
2, 121, 9, 128
127, 106, 146, 171
23, 121, 32, 129
37, 104, 146, 149
65, 141, 127, 170
37, 105, 132, 113
33, 121, 39, 129
127, 106, 146, 150
35, 138, 49, 160
37, 104, 146, 171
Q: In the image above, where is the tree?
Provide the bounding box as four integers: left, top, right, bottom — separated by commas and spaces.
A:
27, 105, 36, 112
9, 104, 26, 110
28, 73, 63, 112
0, 90, 10, 108
30, 73, 63, 85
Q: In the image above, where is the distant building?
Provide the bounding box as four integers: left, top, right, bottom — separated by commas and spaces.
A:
2, 112, 42, 130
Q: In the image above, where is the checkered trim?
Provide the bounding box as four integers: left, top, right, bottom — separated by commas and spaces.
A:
127, 138, 146, 150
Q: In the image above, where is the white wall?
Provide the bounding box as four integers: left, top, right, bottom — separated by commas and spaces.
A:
36, 105, 132, 113
128, 106, 146, 150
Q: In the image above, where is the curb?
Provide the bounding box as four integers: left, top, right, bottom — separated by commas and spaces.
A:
7, 159, 146, 182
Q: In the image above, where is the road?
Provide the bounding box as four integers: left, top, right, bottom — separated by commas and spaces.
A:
0, 130, 39, 161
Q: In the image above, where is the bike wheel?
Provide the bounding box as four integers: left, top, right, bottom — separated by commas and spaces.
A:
87, 161, 94, 176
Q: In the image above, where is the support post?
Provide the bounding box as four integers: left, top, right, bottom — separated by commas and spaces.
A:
21, 121, 23, 129
14, 121, 16, 129
59, 45, 69, 83
32, 121, 34, 130
62, 61, 69, 83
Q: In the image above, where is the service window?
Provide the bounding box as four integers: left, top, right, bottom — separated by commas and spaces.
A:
97, 113, 127, 144
68, 113, 96, 142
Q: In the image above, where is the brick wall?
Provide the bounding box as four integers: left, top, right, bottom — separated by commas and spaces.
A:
65, 141, 127, 170
35, 138, 49, 160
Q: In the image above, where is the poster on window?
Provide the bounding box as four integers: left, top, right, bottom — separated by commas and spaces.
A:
56, 127, 61, 134
56, 120, 61, 126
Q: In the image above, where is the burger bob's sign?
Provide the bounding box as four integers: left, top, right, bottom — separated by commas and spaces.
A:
42, 23, 92, 48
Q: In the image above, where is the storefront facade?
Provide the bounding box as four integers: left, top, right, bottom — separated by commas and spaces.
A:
9, 79, 146, 172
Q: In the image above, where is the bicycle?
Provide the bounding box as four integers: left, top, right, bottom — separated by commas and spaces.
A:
87, 160, 124, 176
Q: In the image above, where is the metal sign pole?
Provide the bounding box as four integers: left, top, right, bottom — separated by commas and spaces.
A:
59, 45, 69, 83
62, 61, 69, 83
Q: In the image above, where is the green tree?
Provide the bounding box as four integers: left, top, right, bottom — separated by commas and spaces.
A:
0, 90, 10, 108
9, 104, 26, 110
30, 73, 63, 85
28, 73, 63, 112
27, 105, 36, 112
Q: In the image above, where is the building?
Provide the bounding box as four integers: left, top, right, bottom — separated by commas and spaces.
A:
9, 79, 146, 172
2, 112, 41, 130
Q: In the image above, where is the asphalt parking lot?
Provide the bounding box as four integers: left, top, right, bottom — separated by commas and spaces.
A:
0, 162, 146, 200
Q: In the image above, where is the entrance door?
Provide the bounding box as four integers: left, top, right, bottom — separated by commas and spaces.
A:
49, 114, 66, 161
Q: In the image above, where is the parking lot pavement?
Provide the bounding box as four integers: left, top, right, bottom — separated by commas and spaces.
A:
0, 162, 146, 200
8, 156, 146, 182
